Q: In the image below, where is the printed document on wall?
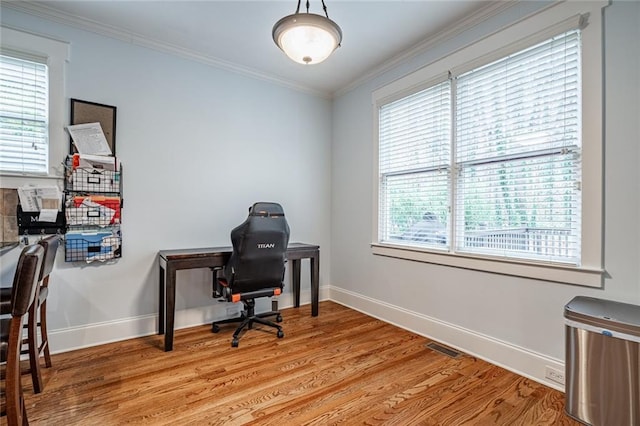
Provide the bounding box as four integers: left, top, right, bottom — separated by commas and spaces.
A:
67, 122, 112, 156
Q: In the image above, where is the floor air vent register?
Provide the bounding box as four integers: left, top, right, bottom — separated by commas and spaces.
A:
425, 342, 461, 358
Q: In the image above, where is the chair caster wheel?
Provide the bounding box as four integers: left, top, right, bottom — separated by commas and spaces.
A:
277, 330, 284, 338
276, 315, 283, 323
212, 324, 220, 333
231, 339, 239, 347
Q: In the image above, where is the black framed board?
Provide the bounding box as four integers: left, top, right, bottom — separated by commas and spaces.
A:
70, 98, 117, 155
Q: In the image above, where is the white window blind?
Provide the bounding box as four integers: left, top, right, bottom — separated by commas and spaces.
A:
377, 29, 582, 265
0, 53, 49, 174
455, 30, 581, 264
378, 80, 451, 248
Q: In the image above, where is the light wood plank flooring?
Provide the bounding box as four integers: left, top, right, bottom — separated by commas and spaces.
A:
16, 301, 578, 425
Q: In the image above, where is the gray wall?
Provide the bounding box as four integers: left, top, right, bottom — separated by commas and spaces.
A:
331, 0, 639, 385
1, 7, 332, 350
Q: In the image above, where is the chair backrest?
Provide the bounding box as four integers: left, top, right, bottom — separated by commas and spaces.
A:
11, 244, 44, 316
38, 234, 60, 282
224, 202, 290, 294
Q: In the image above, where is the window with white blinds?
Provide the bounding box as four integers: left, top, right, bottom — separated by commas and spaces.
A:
377, 29, 582, 265
0, 54, 49, 174
379, 80, 451, 249
455, 30, 581, 264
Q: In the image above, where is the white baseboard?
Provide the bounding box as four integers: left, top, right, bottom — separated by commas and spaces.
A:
329, 286, 565, 392
49, 287, 331, 354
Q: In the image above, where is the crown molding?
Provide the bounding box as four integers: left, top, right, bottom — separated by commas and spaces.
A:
1, 0, 331, 99
331, 0, 520, 98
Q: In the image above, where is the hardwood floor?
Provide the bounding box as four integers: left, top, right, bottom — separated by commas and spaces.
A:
17, 301, 578, 425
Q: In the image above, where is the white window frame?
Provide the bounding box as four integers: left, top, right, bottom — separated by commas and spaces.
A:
372, 1, 607, 287
0, 26, 69, 188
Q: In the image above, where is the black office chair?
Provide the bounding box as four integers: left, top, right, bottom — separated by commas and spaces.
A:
211, 202, 290, 347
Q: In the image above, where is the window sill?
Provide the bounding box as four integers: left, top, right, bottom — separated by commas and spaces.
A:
371, 243, 603, 288
0, 173, 64, 189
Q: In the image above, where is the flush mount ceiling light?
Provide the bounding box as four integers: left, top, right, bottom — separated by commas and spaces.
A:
272, 0, 342, 65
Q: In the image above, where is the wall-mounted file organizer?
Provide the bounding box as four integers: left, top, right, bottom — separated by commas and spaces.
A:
70, 167, 120, 193
65, 228, 121, 262
65, 196, 121, 227
63, 155, 123, 263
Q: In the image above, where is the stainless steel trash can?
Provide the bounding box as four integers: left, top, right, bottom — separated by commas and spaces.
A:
564, 296, 640, 425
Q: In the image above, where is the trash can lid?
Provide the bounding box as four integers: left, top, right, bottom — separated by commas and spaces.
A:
565, 296, 640, 337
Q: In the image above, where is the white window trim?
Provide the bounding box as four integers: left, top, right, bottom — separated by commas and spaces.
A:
0, 25, 69, 188
371, 1, 607, 287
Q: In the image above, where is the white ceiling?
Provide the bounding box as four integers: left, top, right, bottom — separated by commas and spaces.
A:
7, 1, 501, 96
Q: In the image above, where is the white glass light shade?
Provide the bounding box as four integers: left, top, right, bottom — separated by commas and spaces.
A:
272, 13, 342, 65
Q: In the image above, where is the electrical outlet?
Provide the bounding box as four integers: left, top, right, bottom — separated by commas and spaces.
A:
545, 366, 565, 385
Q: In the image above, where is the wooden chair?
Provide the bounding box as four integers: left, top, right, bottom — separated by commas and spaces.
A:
0, 234, 60, 394
1, 244, 45, 425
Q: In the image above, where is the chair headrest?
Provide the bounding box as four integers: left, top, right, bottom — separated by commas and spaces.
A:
248, 202, 285, 218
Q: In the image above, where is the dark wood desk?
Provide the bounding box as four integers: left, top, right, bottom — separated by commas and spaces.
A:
158, 242, 319, 351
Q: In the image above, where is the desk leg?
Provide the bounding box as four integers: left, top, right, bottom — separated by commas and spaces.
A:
159, 264, 166, 335
311, 253, 319, 317
164, 264, 177, 352
291, 259, 301, 308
